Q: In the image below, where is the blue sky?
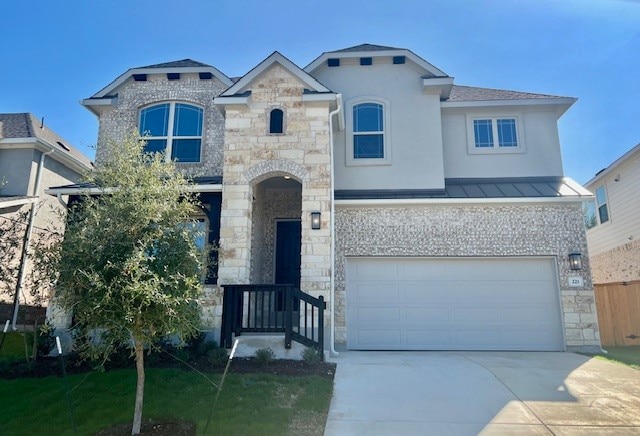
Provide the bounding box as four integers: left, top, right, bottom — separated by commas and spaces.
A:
1, 0, 638, 184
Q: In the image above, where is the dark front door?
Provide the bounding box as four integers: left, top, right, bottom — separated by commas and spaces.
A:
275, 220, 301, 288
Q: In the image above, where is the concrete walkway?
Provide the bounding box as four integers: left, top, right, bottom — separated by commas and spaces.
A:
324, 351, 640, 435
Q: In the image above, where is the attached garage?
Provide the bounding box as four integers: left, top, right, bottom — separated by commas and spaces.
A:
346, 257, 564, 351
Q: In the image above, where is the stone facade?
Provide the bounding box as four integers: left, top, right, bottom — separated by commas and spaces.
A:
216, 64, 333, 303
590, 239, 640, 284
95, 73, 227, 177
334, 202, 600, 351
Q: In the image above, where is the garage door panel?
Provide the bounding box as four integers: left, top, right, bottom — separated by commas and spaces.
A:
453, 306, 499, 322
406, 330, 451, 346
347, 257, 563, 351
354, 261, 398, 280
402, 284, 447, 302
401, 260, 446, 280
355, 283, 399, 303
405, 307, 449, 322
356, 307, 400, 323
355, 329, 401, 346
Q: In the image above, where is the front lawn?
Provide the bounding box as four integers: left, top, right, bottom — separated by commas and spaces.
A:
0, 332, 33, 362
0, 367, 333, 435
597, 346, 640, 369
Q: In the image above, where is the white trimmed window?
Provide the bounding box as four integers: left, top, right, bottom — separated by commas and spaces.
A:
139, 102, 203, 163
584, 184, 609, 229
466, 116, 524, 154
347, 97, 391, 166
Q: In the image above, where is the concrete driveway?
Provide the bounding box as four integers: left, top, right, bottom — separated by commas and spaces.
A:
324, 352, 640, 435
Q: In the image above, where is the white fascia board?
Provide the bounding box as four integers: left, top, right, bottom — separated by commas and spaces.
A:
0, 197, 37, 209
0, 138, 92, 174
423, 77, 454, 99
301, 93, 337, 103
584, 143, 640, 187
45, 184, 222, 196
92, 66, 233, 99
213, 95, 250, 106
221, 52, 331, 97
81, 97, 117, 116
441, 97, 576, 112
562, 177, 592, 196
335, 196, 593, 207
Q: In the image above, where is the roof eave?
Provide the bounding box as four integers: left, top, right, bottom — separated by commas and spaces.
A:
584, 143, 640, 187
441, 97, 577, 112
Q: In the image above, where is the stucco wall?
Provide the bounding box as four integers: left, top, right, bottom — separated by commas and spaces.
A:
313, 60, 446, 190
334, 202, 600, 351
441, 108, 564, 178
94, 73, 227, 177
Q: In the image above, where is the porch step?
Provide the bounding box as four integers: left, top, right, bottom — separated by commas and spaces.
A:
232, 334, 308, 361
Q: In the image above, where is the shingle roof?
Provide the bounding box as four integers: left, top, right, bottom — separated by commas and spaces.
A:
136, 59, 213, 69
0, 113, 92, 168
334, 177, 591, 200
447, 85, 568, 102
329, 43, 403, 53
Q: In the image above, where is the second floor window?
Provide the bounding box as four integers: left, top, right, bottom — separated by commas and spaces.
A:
583, 184, 610, 229
353, 102, 384, 159
473, 118, 518, 148
269, 108, 284, 134
139, 103, 203, 163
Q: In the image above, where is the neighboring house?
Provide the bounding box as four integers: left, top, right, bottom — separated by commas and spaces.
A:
0, 113, 92, 326
584, 143, 640, 284
48, 44, 599, 352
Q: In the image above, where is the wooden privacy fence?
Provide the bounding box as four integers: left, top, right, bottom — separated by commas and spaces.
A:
594, 281, 640, 346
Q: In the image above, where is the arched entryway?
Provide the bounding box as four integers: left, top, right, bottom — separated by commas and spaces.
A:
249, 175, 302, 287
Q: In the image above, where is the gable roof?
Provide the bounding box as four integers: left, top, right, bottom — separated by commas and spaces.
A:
0, 113, 92, 169
136, 59, 214, 69
219, 51, 332, 97
585, 143, 640, 187
329, 43, 403, 53
305, 43, 448, 78
86, 58, 233, 102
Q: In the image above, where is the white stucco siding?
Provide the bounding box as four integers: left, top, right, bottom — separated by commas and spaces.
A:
314, 61, 446, 190
442, 108, 564, 178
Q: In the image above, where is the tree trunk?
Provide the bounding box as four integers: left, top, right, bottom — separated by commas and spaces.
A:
131, 337, 145, 435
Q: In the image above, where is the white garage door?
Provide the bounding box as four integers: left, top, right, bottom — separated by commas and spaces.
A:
346, 257, 564, 351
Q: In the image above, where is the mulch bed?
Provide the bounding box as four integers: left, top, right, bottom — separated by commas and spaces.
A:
96, 419, 196, 436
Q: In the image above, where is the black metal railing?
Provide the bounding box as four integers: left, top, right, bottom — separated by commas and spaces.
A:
220, 284, 325, 355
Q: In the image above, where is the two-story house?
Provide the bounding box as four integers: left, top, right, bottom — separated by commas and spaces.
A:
0, 113, 92, 327
583, 143, 640, 284
48, 44, 599, 353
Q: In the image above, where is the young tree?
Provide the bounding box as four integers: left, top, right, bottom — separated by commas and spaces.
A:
53, 133, 204, 435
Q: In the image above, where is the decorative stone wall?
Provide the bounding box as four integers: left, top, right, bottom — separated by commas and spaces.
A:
334, 202, 601, 351
590, 239, 640, 284
217, 64, 332, 304
94, 73, 227, 177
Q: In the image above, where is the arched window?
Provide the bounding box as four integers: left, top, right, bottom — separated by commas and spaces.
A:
269, 108, 284, 134
352, 102, 384, 159
139, 103, 203, 163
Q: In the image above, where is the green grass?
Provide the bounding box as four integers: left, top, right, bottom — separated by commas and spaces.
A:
0, 332, 33, 362
596, 346, 640, 369
0, 367, 333, 435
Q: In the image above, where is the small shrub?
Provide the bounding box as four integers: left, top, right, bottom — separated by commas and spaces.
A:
207, 347, 229, 366
255, 347, 275, 364
197, 340, 218, 357
302, 347, 322, 364
185, 332, 206, 358
173, 347, 191, 362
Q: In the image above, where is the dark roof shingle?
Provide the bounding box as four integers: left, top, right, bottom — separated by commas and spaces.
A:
0, 113, 92, 168
329, 43, 403, 53
136, 59, 213, 69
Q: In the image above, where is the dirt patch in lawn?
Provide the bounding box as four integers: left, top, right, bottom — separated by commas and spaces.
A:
96, 419, 195, 436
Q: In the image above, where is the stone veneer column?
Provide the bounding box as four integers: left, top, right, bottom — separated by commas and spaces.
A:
217, 64, 332, 306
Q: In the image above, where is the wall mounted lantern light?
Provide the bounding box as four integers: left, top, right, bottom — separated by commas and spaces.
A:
569, 253, 583, 270
311, 211, 321, 230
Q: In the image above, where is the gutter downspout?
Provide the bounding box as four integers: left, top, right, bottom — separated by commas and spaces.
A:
12, 148, 54, 330
328, 94, 342, 357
